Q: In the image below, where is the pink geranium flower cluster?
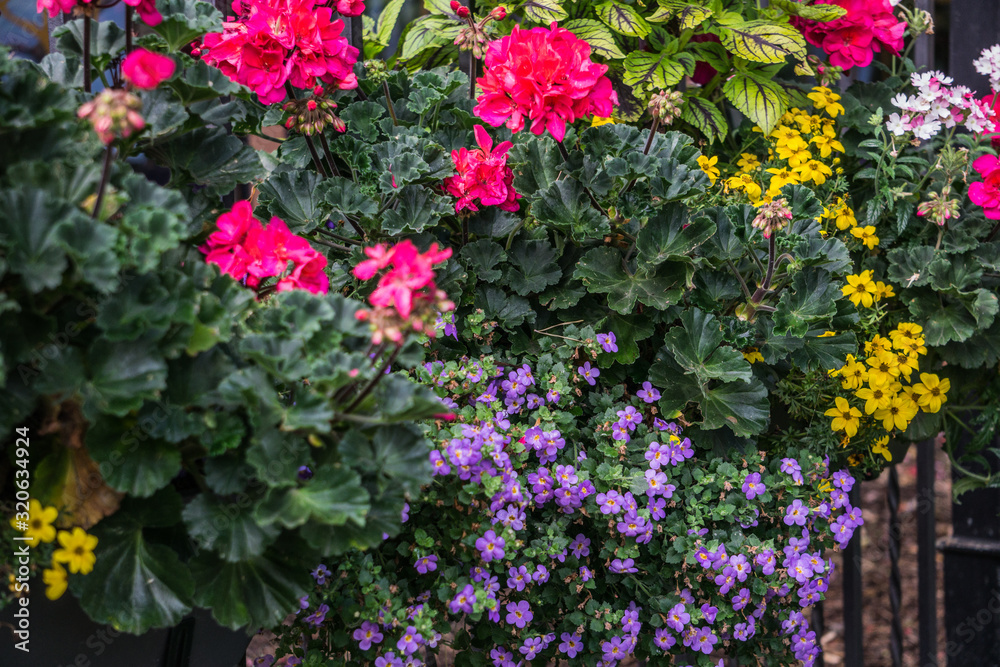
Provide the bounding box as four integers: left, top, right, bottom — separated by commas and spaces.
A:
969, 155, 1000, 220
886, 71, 997, 142
353, 241, 455, 344
200, 201, 330, 295
792, 0, 905, 70
474, 23, 617, 142
201, 0, 359, 105
37, 0, 161, 26
443, 125, 521, 213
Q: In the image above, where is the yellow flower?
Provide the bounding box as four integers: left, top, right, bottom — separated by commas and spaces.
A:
766, 167, 800, 194
842, 270, 877, 308
866, 349, 901, 383
825, 396, 863, 437
795, 159, 833, 185
778, 148, 813, 168
855, 377, 894, 414
811, 133, 846, 158
9, 499, 58, 547
743, 347, 765, 364
726, 173, 763, 201
697, 155, 720, 184
851, 225, 879, 249
591, 115, 615, 127
772, 126, 808, 152
834, 205, 856, 230
874, 394, 919, 432
912, 373, 950, 413
838, 357, 868, 390
874, 281, 895, 301
807, 86, 846, 118
43, 563, 68, 601
53, 527, 98, 575
865, 334, 893, 355
737, 153, 761, 172
895, 322, 924, 338
872, 435, 892, 461
892, 350, 920, 378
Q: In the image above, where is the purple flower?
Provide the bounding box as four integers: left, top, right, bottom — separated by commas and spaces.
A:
636, 381, 661, 403
298, 595, 309, 611
595, 490, 623, 515
609, 558, 637, 573
429, 450, 451, 476
518, 637, 542, 659
449, 584, 476, 614
397, 626, 423, 655
601, 636, 626, 662
415, 555, 438, 574
621, 609, 641, 634
729, 554, 750, 581
694, 547, 713, 569
375, 652, 403, 667
253, 656, 275, 667
831, 514, 855, 546
353, 621, 383, 650
597, 332, 618, 353
714, 569, 736, 595
845, 504, 864, 528
507, 565, 530, 591
691, 627, 718, 654
475, 530, 506, 562
832, 470, 855, 492
700, 603, 718, 624
579, 565, 593, 582
649, 497, 666, 521
559, 632, 582, 658
780, 457, 804, 484
311, 564, 331, 585
297, 465, 313, 480
733, 620, 756, 641
570, 534, 591, 558
742, 472, 765, 500
545, 388, 561, 404
533, 564, 550, 583
578, 362, 600, 385
653, 628, 676, 650
304, 604, 329, 627
285, 658, 302, 667
666, 603, 689, 631
616, 406, 641, 430
505, 600, 533, 628
784, 499, 809, 526
755, 549, 776, 575
732, 587, 751, 611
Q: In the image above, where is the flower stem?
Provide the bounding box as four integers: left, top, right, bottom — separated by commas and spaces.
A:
318, 132, 341, 178
303, 134, 329, 178
318, 227, 362, 245
345, 344, 402, 413
310, 236, 351, 253
383, 81, 399, 126
125, 7, 134, 54
642, 117, 661, 155
83, 16, 92, 92
987, 220, 1000, 242
91, 145, 114, 219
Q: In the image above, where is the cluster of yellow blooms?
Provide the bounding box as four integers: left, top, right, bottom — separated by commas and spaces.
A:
825, 323, 950, 459
7, 499, 98, 600
841, 269, 895, 308
821, 197, 879, 249
710, 86, 847, 205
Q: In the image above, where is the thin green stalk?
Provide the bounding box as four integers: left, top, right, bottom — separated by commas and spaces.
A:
91, 145, 114, 219
383, 81, 399, 126
345, 345, 402, 413
318, 132, 341, 178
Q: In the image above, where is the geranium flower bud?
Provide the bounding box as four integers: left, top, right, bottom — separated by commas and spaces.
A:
490, 6, 506, 20
456, 5, 470, 18
450, 0, 460, 10
313, 85, 325, 96
77, 89, 146, 145
307, 100, 318, 111
751, 198, 793, 239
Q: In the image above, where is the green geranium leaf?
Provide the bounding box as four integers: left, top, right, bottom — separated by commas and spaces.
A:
320, 177, 379, 219
928, 253, 984, 292
258, 170, 328, 233
56, 212, 120, 293
595, 1, 650, 37
719, 20, 806, 63
74, 516, 194, 634
887, 246, 937, 287
475, 286, 535, 327
183, 494, 280, 561
506, 240, 562, 296
904, 291, 976, 345
681, 96, 729, 144
151, 0, 222, 51
245, 428, 310, 488
662, 308, 752, 384
561, 19, 625, 59
723, 71, 788, 134
191, 543, 313, 630
382, 185, 451, 234
256, 467, 369, 529
510, 136, 563, 195
772, 269, 839, 337
86, 416, 182, 497
147, 129, 263, 197
0, 187, 73, 293
372, 424, 434, 492
636, 204, 716, 265
461, 239, 506, 282
140, 88, 189, 139
575, 247, 687, 314
532, 180, 610, 240
83, 338, 168, 418
700, 378, 770, 436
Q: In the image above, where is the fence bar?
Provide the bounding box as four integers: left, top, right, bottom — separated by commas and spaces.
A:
912, 0, 935, 70
842, 485, 863, 666
887, 465, 903, 667
811, 602, 825, 667
916, 438, 938, 667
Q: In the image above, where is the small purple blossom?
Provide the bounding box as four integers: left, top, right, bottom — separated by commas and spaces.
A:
505, 600, 533, 628
578, 361, 600, 385
304, 603, 329, 627
475, 530, 506, 563
784, 499, 809, 526
311, 564, 331, 585
414, 555, 438, 574
397, 626, 423, 655
742, 472, 766, 500
353, 621, 383, 650
636, 381, 661, 403
559, 632, 582, 658
597, 332, 618, 353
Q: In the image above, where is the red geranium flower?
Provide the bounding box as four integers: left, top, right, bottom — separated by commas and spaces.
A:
474, 23, 617, 142
122, 48, 176, 89
793, 0, 905, 70
969, 154, 1000, 220
443, 125, 521, 213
